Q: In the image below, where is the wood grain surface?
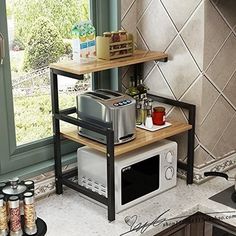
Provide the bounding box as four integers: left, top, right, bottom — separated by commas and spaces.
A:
61, 121, 191, 157
50, 50, 168, 75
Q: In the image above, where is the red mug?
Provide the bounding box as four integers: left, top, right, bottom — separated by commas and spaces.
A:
152, 107, 165, 125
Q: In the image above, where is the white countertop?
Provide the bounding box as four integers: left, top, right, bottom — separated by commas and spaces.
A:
36, 169, 236, 236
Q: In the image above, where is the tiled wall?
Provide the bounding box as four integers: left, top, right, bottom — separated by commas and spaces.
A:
121, 0, 236, 182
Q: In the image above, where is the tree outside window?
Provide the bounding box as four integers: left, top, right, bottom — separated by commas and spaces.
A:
7, 0, 90, 145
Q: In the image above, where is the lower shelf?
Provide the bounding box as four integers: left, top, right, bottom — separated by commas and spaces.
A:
61, 120, 192, 156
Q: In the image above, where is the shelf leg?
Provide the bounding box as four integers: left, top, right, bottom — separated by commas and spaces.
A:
187, 105, 196, 184
50, 69, 63, 194
106, 128, 115, 222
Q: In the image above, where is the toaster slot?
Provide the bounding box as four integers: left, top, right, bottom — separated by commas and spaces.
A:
96, 89, 122, 97
86, 92, 110, 100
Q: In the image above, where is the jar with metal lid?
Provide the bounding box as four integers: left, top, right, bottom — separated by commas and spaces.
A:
152, 106, 166, 125
118, 30, 128, 54
8, 196, 23, 236
23, 192, 37, 235
118, 30, 127, 42
111, 31, 120, 43
0, 194, 8, 236
111, 31, 120, 55
103, 32, 112, 43
23, 180, 34, 192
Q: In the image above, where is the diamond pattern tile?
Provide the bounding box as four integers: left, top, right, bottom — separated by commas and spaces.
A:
223, 71, 236, 108
121, 0, 236, 169
161, 0, 202, 31
159, 36, 199, 99
136, 0, 152, 20
212, 0, 236, 28
144, 66, 175, 99
199, 96, 235, 152
206, 33, 236, 90
212, 113, 236, 158
194, 146, 215, 168
121, 1, 137, 42
181, 1, 204, 70
204, 1, 231, 69
137, 0, 177, 51
121, 0, 135, 19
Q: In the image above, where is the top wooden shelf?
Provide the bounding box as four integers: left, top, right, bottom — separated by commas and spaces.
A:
50, 50, 168, 75
61, 121, 191, 157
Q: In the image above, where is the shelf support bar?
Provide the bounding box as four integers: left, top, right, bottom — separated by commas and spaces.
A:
106, 128, 115, 222
147, 93, 196, 184
50, 69, 63, 194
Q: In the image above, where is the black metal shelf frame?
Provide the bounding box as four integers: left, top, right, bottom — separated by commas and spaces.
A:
50, 69, 115, 221
50, 61, 196, 222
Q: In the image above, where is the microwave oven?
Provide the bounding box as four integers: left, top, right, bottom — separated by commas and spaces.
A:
77, 139, 177, 213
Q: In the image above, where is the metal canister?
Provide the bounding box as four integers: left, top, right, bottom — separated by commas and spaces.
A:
23, 180, 34, 192
8, 196, 22, 236
23, 192, 37, 235
0, 194, 8, 236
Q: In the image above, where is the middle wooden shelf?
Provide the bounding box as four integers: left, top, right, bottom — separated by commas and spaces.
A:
61, 120, 192, 157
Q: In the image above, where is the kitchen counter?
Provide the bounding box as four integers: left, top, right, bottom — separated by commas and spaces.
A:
36, 168, 236, 236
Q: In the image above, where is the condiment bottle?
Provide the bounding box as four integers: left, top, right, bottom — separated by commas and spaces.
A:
23, 192, 37, 235
152, 106, 166, 125
136, 100, 142, 125
8, 196, 23, 236
0, 194, 9, 236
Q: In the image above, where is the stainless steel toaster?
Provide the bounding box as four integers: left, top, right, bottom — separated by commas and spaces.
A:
76, 89, 136, 145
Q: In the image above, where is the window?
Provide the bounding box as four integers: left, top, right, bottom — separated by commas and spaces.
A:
0, 0, 119, 177
7, 0, 91, 145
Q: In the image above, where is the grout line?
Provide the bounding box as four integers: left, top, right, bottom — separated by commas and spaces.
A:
136, 0, 154, 26
121, 0, 137, 22
199, 72, 236, 126
211, 112, 236, 154
178, 73, 201, 101
160, 0, 204, 73
204, 31, 232, 72
210, 0, 235, 34
136, 27, 150, 51
156, 63, 177, 100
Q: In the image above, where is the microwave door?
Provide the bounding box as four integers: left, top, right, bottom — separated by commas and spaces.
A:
121, 155, 160, 205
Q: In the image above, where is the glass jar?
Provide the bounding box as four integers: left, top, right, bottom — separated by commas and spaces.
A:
111, 31, 120, 43
152, 106, 165, 125
119, 30, 127, 54
103, 32, 112, 43
119, 30, 127, 41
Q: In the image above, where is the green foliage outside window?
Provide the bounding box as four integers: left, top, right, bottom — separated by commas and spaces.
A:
14, 0, 89, 44
23, 17, 65, 71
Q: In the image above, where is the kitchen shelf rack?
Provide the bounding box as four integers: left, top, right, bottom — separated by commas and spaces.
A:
49, 50, 196, 222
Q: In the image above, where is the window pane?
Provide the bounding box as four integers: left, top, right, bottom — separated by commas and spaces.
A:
6, 0, 91, 145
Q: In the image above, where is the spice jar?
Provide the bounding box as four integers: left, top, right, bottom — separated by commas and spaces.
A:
152, 106, 165, 125
0, 194, 8, 236
103, 32, 112, 43
23, 192, 37, 235
111, 31, 120, 55
118, 30, 128, 54
111, 31, 120, 43
8, 196, 23, 236
119, 30, 127, 41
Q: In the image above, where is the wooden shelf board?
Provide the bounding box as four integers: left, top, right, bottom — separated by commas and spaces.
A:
50, 50, 168, 75
61, 121, 191, 157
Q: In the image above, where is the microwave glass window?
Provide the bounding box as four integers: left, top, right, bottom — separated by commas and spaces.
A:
121, 155, 160, 205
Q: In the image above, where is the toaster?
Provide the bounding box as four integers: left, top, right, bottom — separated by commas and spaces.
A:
76, 89, 136, 144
